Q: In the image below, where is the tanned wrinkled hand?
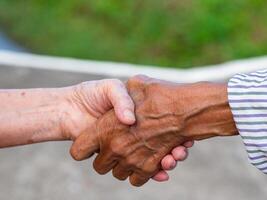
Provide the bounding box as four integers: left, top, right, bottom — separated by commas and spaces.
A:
70, 75, 238, 186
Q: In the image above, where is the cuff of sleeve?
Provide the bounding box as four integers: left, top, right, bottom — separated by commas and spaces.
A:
228, 72, 267, 174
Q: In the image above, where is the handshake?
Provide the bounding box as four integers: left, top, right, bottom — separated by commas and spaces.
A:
69, 75, 238, 186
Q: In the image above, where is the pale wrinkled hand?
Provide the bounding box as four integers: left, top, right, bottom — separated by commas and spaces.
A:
63, 79, 135, 140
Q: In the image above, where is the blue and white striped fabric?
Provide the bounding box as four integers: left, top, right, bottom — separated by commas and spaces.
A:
228, 69, 267, 174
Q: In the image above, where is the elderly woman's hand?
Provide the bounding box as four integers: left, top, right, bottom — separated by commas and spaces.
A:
63, 79, 136, 140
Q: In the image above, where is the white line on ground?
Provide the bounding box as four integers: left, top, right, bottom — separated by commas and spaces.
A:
0, 50, 267, 82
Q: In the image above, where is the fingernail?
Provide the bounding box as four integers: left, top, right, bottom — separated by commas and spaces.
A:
123, 110, 135, 122
180, 150, 188, 161
171, 161, 176, 168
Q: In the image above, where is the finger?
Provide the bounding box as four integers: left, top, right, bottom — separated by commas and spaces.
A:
171, 146, 188, 161
126, 75, 147, 105
184, 140, 194, 148
141, 140, 178, 179
152, 170, 169, 182
112, 162, 132, 181
108, 80, 136, 125
161, 154, 177, 171
93, 152, 117, 175
70, 130, 99, 161
129, 173, 150, 187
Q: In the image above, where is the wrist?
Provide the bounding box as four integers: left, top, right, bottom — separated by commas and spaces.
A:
52, 86, 81, 141
30, 86, 76, 142
34, 86, 75, 142
177, 82, 238, 140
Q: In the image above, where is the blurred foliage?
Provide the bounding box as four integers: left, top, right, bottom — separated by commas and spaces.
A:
0, 0, 267, 68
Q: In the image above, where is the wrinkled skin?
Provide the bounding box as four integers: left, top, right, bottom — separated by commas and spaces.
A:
70, 75, 237, 186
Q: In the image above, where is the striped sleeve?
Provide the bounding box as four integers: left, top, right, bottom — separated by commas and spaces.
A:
228, 69, 267, 174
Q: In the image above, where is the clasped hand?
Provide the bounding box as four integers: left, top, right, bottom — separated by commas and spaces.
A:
70, 75, 235, 186
70, 75, 202, 186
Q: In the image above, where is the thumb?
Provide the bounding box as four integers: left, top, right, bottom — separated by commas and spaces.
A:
107, 80, 136, 125
70, 129, 99, 161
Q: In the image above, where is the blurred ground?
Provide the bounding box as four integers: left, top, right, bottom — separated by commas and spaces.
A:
0, 65, 266, 200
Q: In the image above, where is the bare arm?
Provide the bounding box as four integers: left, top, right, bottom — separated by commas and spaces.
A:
0, 88, 72, 147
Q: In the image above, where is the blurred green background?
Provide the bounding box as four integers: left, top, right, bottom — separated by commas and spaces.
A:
0, 0, 267, 68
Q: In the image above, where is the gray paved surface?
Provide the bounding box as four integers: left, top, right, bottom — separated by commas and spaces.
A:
0, 65, 266, 200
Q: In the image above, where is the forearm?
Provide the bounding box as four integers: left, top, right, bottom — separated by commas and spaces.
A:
0, 88, 72, 147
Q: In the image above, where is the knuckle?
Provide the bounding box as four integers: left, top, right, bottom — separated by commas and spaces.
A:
125, 157, 138, 168
109, 139, 125, 156
147, 82, 159, 90
104, 79, 126, 98
109, 146, 121, 157
69, 148, 82, 161
133, 75, 149, 81
107, 79, 124, 88
130, 176, 147, 187
127, 75, 147, 88
142, 165, 156, 175
125, 157, 145, 172
112, 170, 127, 181
69, 145, 91, 161
79, 81, 90, 87
95, 168, 108, 175
93, 160, 108, 175
142, 158, 158, 174
130, 180, 142, 187
78, 81, 93, 91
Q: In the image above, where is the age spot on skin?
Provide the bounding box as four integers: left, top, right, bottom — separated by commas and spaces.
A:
21, 92, 26, 96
